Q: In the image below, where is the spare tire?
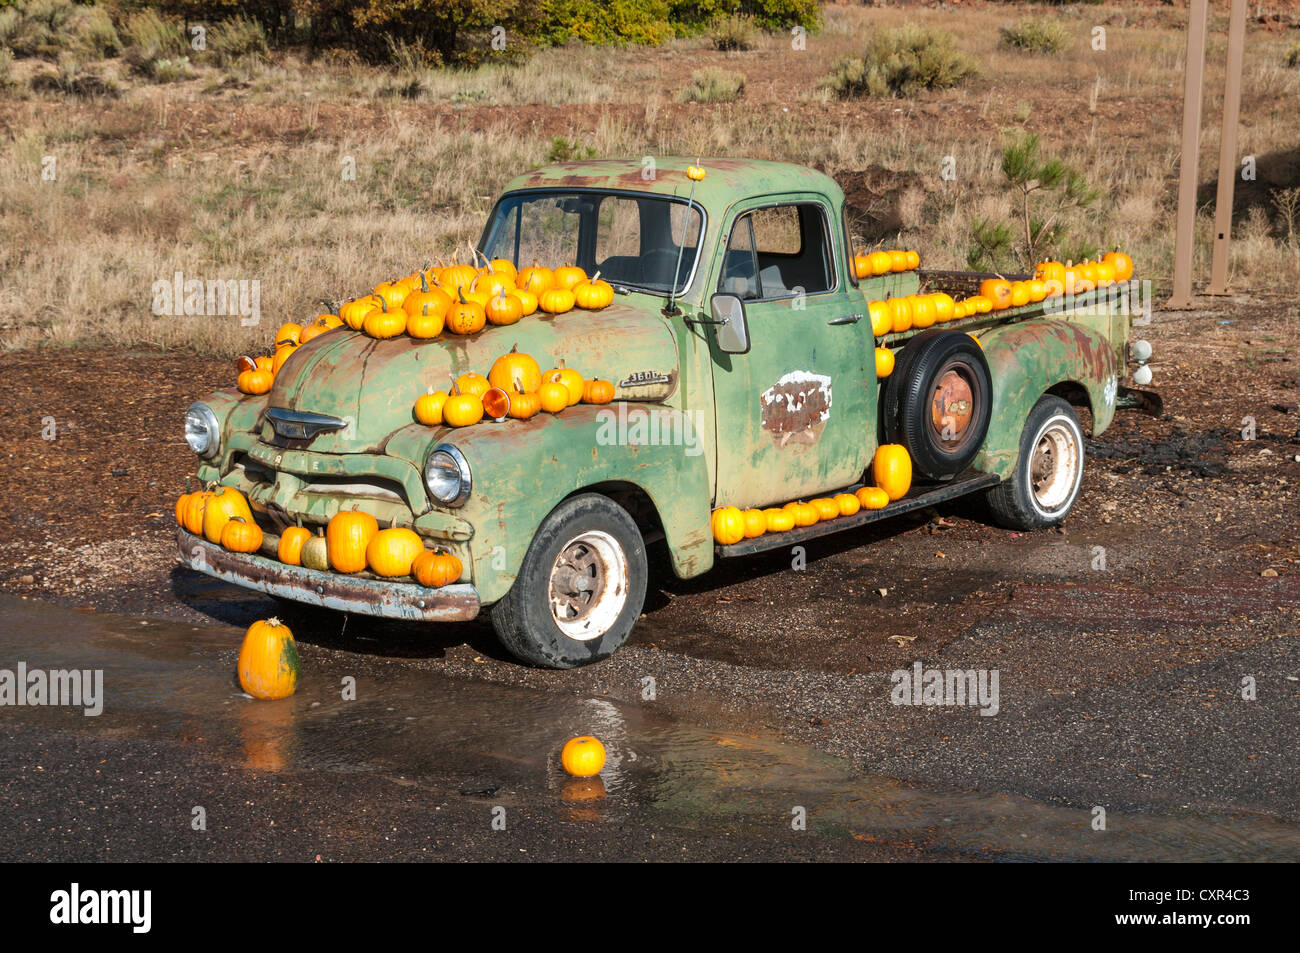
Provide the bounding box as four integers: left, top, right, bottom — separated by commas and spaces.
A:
881, 329, 992, 481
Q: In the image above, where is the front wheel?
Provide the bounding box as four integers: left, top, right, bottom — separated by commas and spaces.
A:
490, 493, 648, 668
986, 395, 1086, 530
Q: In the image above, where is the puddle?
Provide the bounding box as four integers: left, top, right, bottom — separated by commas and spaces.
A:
1, 595, 1297, 861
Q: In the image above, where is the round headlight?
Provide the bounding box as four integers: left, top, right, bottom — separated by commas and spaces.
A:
424, 445, 471, 507
185, 402, 220, 459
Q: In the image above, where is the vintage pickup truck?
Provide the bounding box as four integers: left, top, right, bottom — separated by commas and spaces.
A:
178, 157, 1156, 667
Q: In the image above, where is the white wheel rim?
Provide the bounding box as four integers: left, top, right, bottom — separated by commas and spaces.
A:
547, 530, 629, 641
1029, 416, 1082, 514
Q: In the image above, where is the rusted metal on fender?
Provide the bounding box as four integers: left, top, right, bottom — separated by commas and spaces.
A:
439, 403, 713, 605
973, 318, 1119, 478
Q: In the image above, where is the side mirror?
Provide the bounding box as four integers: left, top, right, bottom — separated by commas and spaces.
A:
710, 293, 750, 355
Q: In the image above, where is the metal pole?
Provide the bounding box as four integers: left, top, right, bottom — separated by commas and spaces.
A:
1167, 0, 1210, 309
1208, 0, 1248, 295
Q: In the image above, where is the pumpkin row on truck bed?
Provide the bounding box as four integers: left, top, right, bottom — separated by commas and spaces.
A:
861, 250, 1136, 379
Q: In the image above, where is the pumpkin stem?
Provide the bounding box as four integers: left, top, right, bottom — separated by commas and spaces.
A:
419, 271, 430, 293
267, 616, 282, 627
591, 271, 601, 282
458, 288, 468, 305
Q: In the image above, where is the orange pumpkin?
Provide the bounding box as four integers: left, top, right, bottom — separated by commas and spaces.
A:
516, 260, 554, 295
414, 390, 448, 426
366, 525, 425, 577
486, 290, 524, 326
221, 516, 263, 554
581, 379, 615, 404
553, 263, 588, 291
407, 302, 444, 339
442, 388, 484, 428
274, 322, 302, 347
237, 368, 273, 395
455, 372, 491, 398
510, 289, 539, 316
1102, 250, 1133, 282
202, 486, 254, 545
363, 304, 406, 339
856, 486, 890, 510
904, 250, 920, 270
277, 525, 312, 566
764, 507, 795, 533
573, 273, 615, 310
887, 297, 912, 333
875, 347, 895, 379
888, 250, 908, 272
237, 617, 300, 700
868, 300, 891, 337
412, 549, 462, 588
446, 291, 486, 335
711, 506, 746, 545
834, 492, 861, 517
911, 295, 936, 328
538, 380, 570, 413
742, 508, 766, 538
873, 444, 912, 501
543, 366, 584, 406
326, 508, 378, 574
868, 251, 893, 275
979, 278, 1013, 310
488, 345, 542, 395
811, 498, 840, 521
539, 288, 576, 315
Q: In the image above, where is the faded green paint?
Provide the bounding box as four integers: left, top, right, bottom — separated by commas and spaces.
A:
186, 157, 1138, 613
974, 316, 1119, 478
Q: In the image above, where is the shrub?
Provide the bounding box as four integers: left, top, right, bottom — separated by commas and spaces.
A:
545, 135, 596, 162
0, 46, 12, 84
1286, 42, 1300, 68
1000, 16, 1070, 54
711, 13, 758, 51
123, 9, 191, 81
823, 24, 977, 99
0, 0, 121, 59
680, 66, 745, 103
209, 15, 269, 65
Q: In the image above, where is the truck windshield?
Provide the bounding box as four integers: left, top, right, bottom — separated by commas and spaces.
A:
479, 189, 704, 296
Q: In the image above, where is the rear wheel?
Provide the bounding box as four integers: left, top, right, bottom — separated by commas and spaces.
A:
882, 330, 992, 481
986, 395, 1085, 530
490, 493, 647, 669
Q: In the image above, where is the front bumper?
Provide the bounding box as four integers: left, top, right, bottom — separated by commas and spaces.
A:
176, 528, 481, 622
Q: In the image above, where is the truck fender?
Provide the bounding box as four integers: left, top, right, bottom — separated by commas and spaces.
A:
419, 404, 713, 605
973, 318, 1119, 480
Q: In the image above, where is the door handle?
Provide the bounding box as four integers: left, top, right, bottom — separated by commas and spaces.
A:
828, 313, 862, 325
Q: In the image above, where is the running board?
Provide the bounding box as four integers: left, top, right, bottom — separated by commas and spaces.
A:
715, 471, 1000, 558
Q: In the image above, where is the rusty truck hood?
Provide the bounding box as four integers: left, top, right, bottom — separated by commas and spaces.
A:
265, 303, 680, 453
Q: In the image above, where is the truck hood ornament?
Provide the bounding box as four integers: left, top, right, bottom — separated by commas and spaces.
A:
265, 408, 348, 442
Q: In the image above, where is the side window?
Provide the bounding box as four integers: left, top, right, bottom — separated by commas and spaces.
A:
719, 214, 761, 299
719, 203, 834, 301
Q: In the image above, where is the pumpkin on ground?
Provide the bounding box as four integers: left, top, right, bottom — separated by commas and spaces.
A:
560, 736, 606, 777
326, 508, 378, 574
873, 444, 912, 501
237, 618, 300, 701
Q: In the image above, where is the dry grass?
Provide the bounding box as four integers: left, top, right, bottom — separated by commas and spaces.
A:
2, 3, 1298, 353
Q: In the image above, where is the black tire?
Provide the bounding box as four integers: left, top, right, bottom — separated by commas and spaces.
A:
986, 395, 1086, 530
881, 329, 992, 481
490, 493, 648, 669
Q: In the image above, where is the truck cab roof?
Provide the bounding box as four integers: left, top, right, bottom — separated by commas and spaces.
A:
499, 157, 846, 210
